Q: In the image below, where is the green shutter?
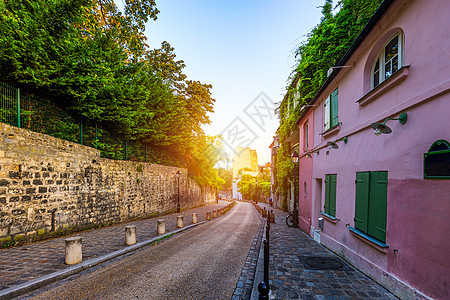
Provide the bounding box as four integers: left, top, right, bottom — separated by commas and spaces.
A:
330, 174, 337, 217
330, 88, 338, 127
324, 174, 330, 214
355, 172, 369, 232
368, 171, 388, 242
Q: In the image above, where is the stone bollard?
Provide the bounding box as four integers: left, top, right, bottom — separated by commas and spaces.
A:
262, 208, 267, 217
157, 219, 165, 234
212, 210, 217, 218
65, 236, 82, 265
192, 213, 198, 224
125, 225, 136, 245
206, 211, 211, 220
177, 216, 184, 228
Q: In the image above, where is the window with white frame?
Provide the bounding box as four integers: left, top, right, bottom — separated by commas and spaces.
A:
372, 33, 403, 89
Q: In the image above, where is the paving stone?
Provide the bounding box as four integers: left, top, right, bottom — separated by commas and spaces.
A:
254, 203, 397, 300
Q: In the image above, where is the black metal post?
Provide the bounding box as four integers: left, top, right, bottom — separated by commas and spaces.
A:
258, 239, 270, 299
293, 161, 299, 227
177, 176, 180, 213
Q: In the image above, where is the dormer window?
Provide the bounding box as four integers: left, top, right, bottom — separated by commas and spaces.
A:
371, 33, 403, 89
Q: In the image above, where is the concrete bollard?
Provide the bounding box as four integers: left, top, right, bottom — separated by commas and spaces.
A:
125, 225, 136, 245
192, 213, 198, 224
65, 236, 82, 265
157, 219, 165, 234
206, 211, 211, 220
177, 216, 184, 228
212, 210, 217, 218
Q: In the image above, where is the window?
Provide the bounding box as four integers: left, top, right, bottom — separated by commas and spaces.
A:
424, 140, 450, 179
324, 88, 338, 131
304, 122, 309, 150
324, 174, 337, 217
372, 33, 403, 89
354, 171, 388, 243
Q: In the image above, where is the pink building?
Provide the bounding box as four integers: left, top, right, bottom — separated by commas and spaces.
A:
296, 108, 313, 234
298, 0, 450, 299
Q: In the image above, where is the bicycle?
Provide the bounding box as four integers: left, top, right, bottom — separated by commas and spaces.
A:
286, 214, 294, 227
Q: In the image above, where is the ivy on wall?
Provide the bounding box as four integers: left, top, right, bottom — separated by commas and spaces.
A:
274, 0, 384, 210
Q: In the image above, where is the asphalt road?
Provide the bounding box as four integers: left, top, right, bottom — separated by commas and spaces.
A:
28, 202, 260, 300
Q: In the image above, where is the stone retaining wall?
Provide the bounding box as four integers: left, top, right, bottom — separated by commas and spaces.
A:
0, 123, 216, 244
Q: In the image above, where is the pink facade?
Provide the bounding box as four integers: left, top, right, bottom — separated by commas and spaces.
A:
297, 109, 313, 233
300, 0, 450, 299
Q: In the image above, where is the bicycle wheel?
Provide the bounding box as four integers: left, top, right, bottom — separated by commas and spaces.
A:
286, 215, 294, 227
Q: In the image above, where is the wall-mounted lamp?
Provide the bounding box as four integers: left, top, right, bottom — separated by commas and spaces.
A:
305, 150, 319, 158
273, 135, 280, 147
371, 113, 407, 135
291, 150, 299, 163
327, 137, 348, 149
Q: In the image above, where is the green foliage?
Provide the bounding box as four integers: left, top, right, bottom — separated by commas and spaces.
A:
217, 168, 233, 192
0, 0, 223, 179
237, 168, 271, 201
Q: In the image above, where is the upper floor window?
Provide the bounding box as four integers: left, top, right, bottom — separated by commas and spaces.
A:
304, 122, 309, 150
372, 33, 403, 89
324, 88, 338, 131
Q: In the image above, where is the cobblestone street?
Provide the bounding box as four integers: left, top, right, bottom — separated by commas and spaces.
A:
254, 203, 397, 300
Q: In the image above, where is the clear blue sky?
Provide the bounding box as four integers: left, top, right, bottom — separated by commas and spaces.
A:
144, 0, 337, 166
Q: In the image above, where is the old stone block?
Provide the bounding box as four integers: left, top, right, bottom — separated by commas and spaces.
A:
9, 196, 19, 202
21, 195, 31, 202
65, 236, 82, 264
0, 197, 6, 204
0, 188, 6, 194
33, 179, 43, 185
8, 188, 22, 194
177, 216, 183, 228
23, 180, 30, 185
46, 180, 54, 185
11, 209, 25, 215
0, 179, 10, 186
26, 187, 36, 194
125, 225, 136, 245
8, 171, 19, 179
10, 225, 22, 234
157, 219, 165, 234
39, 187, 48, 193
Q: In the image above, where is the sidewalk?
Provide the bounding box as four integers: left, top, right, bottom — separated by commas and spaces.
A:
0, 200, 232, 298
251, 203, 397, 300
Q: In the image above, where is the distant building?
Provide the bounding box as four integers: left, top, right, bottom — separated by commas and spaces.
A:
232, 147, 258, 179
232, 147, 258, 200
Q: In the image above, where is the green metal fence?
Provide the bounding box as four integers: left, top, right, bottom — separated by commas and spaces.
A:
0, 82, 167, 164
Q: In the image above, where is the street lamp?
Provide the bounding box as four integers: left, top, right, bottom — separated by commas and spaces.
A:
291, 151, 299, 228
176, 170, 181, 213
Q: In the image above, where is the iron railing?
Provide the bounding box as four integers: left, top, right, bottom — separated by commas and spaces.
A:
0, 82, 169, 164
